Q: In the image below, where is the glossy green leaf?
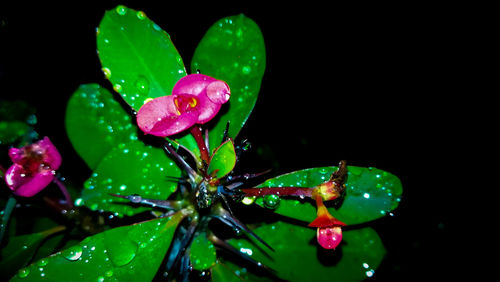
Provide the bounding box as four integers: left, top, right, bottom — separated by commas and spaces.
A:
255, 166, 403, 225
227, 222, 386, 281
10, 213, 185, 281
80, 139, 181, 216
189, 232, 216, 270
97, 5, 187, 110
0, 226, 65, 280
65, 84, 136, 170
207, 139, 236, 179
190, 14, 265, 150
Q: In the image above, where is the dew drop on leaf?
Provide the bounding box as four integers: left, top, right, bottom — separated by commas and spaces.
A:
17, 268, 30, 278
107, 239, 137, 267
263, 194, 280, 209
136, 11, 146, 20
113, 84, 123, 93
37, 259, 48, 266
135, 76, 150, 95
63, 245, 83, 261
101, 67, 111, 79
242, 196, 256, 205
115, 5, 127, 15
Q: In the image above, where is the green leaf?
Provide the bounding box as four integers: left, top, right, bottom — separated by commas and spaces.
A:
227, 222, 386, 281
211, 259, 268, 282
0, 226, 65, 280
189, 232, 216, 270
207, 139, 236, 179
97, 5, 187, 110
80, 139, 181, 216
190, 14, 265, 150
0, 121, 30, 145
10, 213, 185, 281
65, 84, 137, 170
255, 166, 403, 225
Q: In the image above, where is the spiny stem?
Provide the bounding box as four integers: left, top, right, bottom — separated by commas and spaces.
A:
0, 195, 17, 246
189, 125, 210, 165
240, 187, 314, 198
53, 177, 74, 209
164, 142, 196, 183
109, 194, 184, 210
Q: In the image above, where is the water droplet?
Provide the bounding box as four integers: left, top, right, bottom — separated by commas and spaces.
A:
366, 269, 375, 277
152, 23, 162, 31
363, 193, 370, 199
37, 259, 48, 266
107, 240, 137, 266
113, 84, 123, 93
242, 65, 251, 74
105, 270, 113, 277
101, 67, 111, 79
17, 268, 30, 278
136, 11, 146, 20
119, 185, 127, 191
263, 194, 280, 209
116, 5, 127, 15
242, 196, 256, 205
135, 76, 149, 95
63, 245, 83, 261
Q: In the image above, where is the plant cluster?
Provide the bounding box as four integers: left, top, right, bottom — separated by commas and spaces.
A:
1, 5, 402, 281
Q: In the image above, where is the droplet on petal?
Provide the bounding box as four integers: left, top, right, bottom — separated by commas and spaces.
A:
206, 80, 230, 104
317, 226, 342, 249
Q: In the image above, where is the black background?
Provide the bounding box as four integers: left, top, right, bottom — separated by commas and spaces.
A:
1, 1, 468, 280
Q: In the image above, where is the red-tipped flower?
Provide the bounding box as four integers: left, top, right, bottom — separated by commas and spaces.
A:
137, 74, 230, 137
309, 193, 346, 250
4, 137, 61, 197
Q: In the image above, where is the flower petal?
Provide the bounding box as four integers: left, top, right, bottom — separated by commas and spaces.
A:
172, 74, 228, 124
8, 147, 23, 164
38, 137, 62, 169
206, 80, 230, 104
137, 96, 198, 137
317, 226, 342, 250
195, 96, 221, 124
5, 164, 55, 197
172, 74, 215, 96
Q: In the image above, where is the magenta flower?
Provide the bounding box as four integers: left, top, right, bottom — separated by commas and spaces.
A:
137, 74, 230, 137
4, 137, 62, 197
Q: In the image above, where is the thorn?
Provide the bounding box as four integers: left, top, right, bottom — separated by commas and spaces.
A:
216, 208, 274, 252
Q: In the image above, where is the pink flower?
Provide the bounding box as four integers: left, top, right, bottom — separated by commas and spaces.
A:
309, 193, 346, 250
137, 74, 230, 137
4, 137, 62, 197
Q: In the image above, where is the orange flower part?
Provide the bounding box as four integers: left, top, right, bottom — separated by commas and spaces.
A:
314, 160, 347, 201
309, 193, 345, 250
308, 193, 346, 228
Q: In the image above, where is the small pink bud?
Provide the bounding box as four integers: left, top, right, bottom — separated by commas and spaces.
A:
317, 226, 342, 249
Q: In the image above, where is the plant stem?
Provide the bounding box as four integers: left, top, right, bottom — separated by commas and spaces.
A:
240, 187, 314, 198
0, 195, 17, 246
53, 177, 74, 209
189, 125, 210, 165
